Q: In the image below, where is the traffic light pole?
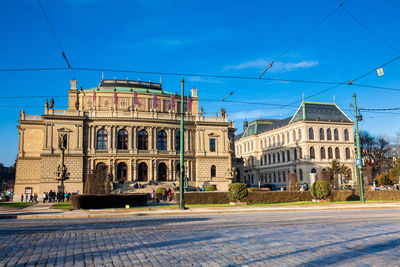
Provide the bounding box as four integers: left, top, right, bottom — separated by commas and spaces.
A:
179, 78, 185, 210
353, 93, 365, 203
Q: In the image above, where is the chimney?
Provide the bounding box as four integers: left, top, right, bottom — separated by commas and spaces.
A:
191, 87, 198, 98
70, 80, 77, 90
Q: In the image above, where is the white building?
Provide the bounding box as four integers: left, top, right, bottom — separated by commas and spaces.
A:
235, 101, 355, 189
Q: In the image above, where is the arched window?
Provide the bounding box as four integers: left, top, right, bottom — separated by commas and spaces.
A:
273, 136, 276, 147
293, 130, 296, 141
299, 169, 303, 181
96, 162, 107, 170
117, 162, 128, 182
299, 147, 303, 159
334, 129, 339, 141
283, 172, 286, 183
273, 153, 276, 164
298, 129, 302, 140
282, 151, 285, 162
287, 150, 290, 161
310, 147, 315, 159
211, 165, 216, 178
321, 147, 326, 159
345, 147, 351, 159
335, 147, 340, 159
277, 135, 280, 146
277, 152, 280, 163
158, 162, 167, 181
319, 128, 324, 140
175, 131, 180, 151
287, 132, 290, 143
311, 168, 317, 174
344, 129, 349, 141
328, 147, 333, 159
96, 129, 108, 150
327, 128, 332, 140
308, 128, 314, 140
264, 155, 267, 165
278, 172, 281, 183
117, 129, 128, 150
294, 148, 298, 160
273, 172, 276, 183
138, 129, 148, 150
157, 130, 167, 150
282, 134, 285, 145
268, 154, 271, 164
268, 137, 271, 148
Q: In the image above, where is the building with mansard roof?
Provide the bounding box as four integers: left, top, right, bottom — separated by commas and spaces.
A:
14, 79, 236, 199
234, 101, 355, 189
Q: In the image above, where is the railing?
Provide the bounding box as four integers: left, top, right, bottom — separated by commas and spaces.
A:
24, 115, 42, 120
30, 109, 229, 123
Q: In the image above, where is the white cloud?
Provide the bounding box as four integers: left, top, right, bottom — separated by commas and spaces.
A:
224, 58, 319, 73
187, 76, 223, 84
229, 109, 280, 120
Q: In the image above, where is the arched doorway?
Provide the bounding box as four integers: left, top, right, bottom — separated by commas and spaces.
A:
96, 162, 107, 170
158, 162, 167, 181
117, 162, 127, 182
138, 162, 148, 181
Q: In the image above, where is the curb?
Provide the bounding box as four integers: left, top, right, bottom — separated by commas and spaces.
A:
12, 204, 400, 219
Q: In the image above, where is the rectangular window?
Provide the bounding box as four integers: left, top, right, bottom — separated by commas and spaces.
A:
209, 138, 216, 152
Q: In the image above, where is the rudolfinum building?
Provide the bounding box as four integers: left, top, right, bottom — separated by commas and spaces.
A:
14, 79, 236, 199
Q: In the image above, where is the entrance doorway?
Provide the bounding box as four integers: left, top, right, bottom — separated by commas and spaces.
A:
158, 162, 167, 181
138, 162, 148, 181
117, 162, 127, 182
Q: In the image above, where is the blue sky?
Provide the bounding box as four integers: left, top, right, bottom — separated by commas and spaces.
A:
1, 0, 400, 165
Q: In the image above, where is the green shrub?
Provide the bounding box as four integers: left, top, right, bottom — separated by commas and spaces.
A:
227, 183, 248, 202
70, 194, 147, 209
156, 187, 164, 194
310, 181, 331, 199
205, 185, 217, 191
376, 173, 393, 186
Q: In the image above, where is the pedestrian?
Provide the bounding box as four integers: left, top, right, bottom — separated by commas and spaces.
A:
43, 192, 46, 203
25, 194, 28, 202
64, 192, 68, 202
34, 193, 38, 203
167, 188, 172, 202
66, 192, 70, 202
30, 194, 33, 202
20, 193, 24, 202
150, 189, 156, 203
162, 188, 167, 201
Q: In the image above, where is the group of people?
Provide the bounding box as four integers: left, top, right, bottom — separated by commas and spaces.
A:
149, 188, 173, 203
20, 190, 72, 203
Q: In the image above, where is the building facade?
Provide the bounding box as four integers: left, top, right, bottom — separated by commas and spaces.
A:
14, 79, 236, 199
235, 102, 355, 189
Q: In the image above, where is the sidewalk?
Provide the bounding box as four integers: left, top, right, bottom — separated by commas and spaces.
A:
1, 201, 400, 219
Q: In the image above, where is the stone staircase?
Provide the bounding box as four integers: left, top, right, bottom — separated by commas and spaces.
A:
112, 181, 179, 194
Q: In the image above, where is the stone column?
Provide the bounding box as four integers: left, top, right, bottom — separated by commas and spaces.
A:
128, 126, 133, 152
43, 124, 48, 149
202, 130, 205, 152
75, 125, 79, 149
133, 126, 137, 152
50, 124, 54, 153
169, 160, 173, 181
168, 128, 172, 152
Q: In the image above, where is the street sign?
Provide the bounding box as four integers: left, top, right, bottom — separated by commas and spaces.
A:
356, 158, 361, 166
377, 67, 384, 76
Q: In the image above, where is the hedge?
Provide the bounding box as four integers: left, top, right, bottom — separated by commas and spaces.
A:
174, 190, 400, 205
70, 194, 148, 209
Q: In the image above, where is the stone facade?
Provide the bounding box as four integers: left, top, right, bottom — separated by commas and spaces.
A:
14, 79, 236, 199
235, 102, 355, 189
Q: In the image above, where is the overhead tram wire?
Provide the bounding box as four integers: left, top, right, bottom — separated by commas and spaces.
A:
281, 54, 400, 107
222, 1, 345, 102
37, 0, 74, 77
259, 1, 345, 79
341, 6, 400, 55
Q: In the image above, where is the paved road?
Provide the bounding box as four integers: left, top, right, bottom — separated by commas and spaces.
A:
1, 209, 400, 266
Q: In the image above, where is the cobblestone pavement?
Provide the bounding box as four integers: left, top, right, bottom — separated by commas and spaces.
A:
1, 209, 400, 266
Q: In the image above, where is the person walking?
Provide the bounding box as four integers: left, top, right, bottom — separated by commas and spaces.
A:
20, 194, 24, 202
43, 192, 46, 203
25, 194, 28, 202
162, 188, 167, 202
150, 189, 156, 203
167, 188, 172, 202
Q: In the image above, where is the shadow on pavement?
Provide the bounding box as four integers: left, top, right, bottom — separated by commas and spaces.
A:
0, 217, 210, 236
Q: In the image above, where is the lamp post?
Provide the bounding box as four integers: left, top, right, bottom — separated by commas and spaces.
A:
179, 78, 185, 210
353, 93, 365, 203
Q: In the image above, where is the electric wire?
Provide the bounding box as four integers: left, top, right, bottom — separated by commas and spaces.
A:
37, 0, 74, 76
341, 5, 400, 55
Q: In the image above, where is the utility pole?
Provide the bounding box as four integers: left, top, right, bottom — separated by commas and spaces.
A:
353, 93, 365, 203
179, 78, 185, 210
